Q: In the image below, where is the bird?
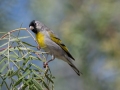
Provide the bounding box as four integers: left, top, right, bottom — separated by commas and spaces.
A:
29, 20, 82, 76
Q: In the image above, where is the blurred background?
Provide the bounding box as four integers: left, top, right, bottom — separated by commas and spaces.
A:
0, 0, 120, 90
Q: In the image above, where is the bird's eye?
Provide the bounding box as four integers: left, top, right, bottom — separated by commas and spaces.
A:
36, 23, 39, 26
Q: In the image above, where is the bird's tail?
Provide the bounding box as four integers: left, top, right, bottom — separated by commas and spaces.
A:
68, 63, 82, 76
69, 64, 82, 76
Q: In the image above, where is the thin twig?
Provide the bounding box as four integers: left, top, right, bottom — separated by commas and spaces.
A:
17, 23, 23, 37
8, 32, 10, 69
0, 28, 27, 40
8, 32, 11, 87
0, 46, 12, 51
35, 53, 43, 60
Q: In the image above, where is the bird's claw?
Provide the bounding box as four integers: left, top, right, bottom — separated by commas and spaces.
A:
43, 62, 48, 68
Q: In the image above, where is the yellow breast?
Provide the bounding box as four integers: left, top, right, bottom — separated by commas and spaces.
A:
36, 32, 46, 48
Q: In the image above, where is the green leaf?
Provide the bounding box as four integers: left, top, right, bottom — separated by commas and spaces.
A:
9, 68, 21, 78
0, 63, 8, 73
9, 59, 20, 69
29, 84, 36, 90
31, 63, 43, 72
32, 79, 43, 90
9, 54, 18, 58
33, 70, 50, 89
23, 64, 32, 73
0, 48, 8, 55
19, 69, 31, 80
45, 74, 54, 83
6, 70, 14, 76
14, 58, 24, 62
29, 56, 40, 60
32, 70, 43, 80
22, 57, 30, 66
10, 36, 30, 41
0, 42, 8, 48
42, 81, 50, 90
10, 50, 19, 57
14, 79, 22, 86
21, 84, 28, 90
21, 41, 36, 47
0, 38, 9, 40
23, 78, 32, 85
0, 57, 7, 65
9, 47, 33, 51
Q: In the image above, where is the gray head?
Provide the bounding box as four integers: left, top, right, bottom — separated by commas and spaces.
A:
29, 20, 46, 34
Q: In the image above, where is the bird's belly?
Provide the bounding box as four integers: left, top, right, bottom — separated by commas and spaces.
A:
43, 39, 68, 62
45, 42, 65, 58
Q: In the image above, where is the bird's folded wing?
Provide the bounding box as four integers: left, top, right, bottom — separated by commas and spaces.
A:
48, 30, 75, 60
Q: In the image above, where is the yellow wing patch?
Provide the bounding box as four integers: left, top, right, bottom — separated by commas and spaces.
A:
48, 31, 75, 60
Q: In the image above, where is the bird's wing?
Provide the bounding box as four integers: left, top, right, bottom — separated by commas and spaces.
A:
48, 30, 75, 60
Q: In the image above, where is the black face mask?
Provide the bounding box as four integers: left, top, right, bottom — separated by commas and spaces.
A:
29, 20, 38, 34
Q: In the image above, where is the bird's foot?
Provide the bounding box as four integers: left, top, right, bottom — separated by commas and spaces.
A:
43, 59, 54, 68
43, 62, 48, 68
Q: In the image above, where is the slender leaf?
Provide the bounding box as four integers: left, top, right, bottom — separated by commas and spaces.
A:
19, 70, 31, 80
32, 79, 43, 90
0, 57, 7, 65
9, 69, 21, 77
29, 56, 40, 60
14, 79, 22, 86
0, 48, 8, 55
0, 63, 8, 73
31, 63, 44, 72
45, 75, 54, 83
33, 70, 50, 89
42, 81, 50, 90
0, 42, 8, 48
9, 47, 33, 51
21, 41, 36, 47
10, 36, 30, 41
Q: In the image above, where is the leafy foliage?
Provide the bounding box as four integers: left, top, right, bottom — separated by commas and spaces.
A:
0, 28, 54, 90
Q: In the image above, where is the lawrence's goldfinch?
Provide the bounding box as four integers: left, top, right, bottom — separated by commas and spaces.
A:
29, 20, 82, 76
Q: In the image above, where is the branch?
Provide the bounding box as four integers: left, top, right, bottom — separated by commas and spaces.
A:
0, 28, 27, 40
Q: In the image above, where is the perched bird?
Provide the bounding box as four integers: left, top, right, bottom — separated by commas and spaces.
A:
29, 20, 82, 76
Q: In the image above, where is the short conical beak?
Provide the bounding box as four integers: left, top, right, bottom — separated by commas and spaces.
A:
29, 26, 34, 30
